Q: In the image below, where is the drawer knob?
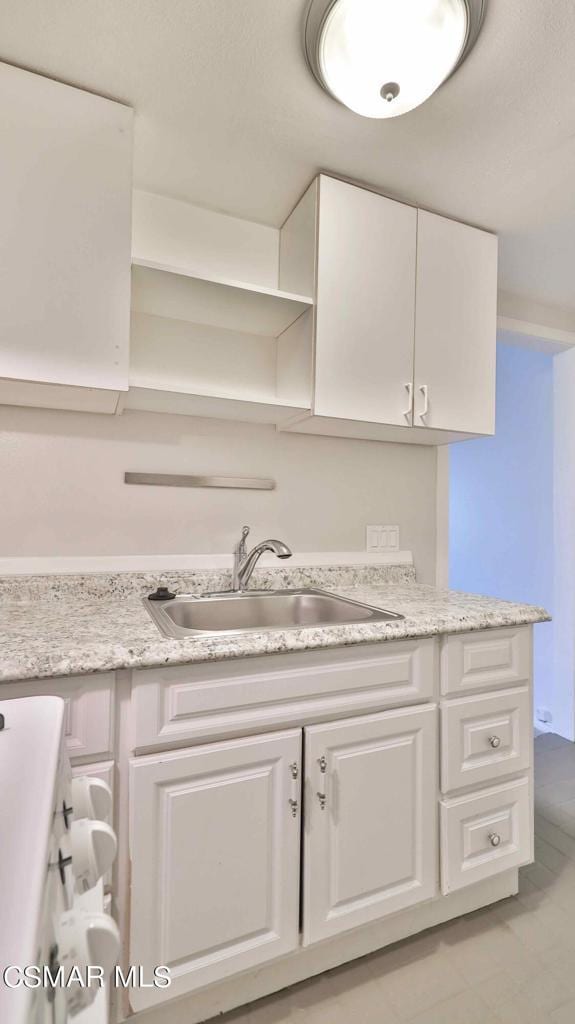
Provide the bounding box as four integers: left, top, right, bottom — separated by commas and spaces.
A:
488, 831, 502, 847
488, 735, 501, 749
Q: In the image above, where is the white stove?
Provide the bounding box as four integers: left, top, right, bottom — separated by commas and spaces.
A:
0, 696, 119, 1024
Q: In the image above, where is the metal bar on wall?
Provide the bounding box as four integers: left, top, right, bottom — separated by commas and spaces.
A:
124, 472, 276, 491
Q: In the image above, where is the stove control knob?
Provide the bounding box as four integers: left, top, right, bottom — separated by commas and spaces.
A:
57, 907, 120, 1015
71, 776, 113, 822
70, 819, 117, 892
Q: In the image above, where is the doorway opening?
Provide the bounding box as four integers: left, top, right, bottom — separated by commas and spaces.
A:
448, 333, 575, 741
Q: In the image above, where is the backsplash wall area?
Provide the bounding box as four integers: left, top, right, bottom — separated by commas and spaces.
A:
0, 406, 437, 581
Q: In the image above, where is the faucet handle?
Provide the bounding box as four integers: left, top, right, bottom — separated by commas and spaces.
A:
236, 526, 250, 560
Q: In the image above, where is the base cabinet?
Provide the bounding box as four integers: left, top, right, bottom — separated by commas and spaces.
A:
303, 705, 437, 944
128, 729, 302, 1011
123, 626, 533, 1017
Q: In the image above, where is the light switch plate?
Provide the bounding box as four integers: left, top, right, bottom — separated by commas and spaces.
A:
366, 525, 400, 552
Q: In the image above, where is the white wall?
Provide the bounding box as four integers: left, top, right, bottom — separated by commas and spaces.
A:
0, 406, 438, 581
449, 344, 556, 732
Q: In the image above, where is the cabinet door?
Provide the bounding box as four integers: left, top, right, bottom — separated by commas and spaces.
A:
303, 705, 437, 944
414, 210, 497, 435
0, 63, 132, 398
314, 175, 417, 426
128, 729, 301, 1011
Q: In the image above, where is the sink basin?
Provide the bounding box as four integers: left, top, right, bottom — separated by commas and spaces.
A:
144, 587, 403, 639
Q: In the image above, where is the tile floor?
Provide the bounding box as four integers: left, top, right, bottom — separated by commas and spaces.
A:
222, 734, 575, 1024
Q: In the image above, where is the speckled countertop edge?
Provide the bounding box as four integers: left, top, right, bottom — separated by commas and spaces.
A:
0, 565, 551, 684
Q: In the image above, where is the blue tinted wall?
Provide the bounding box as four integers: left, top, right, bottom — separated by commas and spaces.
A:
449, 343, 554, 725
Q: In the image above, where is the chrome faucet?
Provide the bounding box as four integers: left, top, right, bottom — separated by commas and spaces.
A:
232, 526, 292, 591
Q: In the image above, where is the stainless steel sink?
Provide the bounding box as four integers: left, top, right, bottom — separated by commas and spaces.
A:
144, 587, 403, 639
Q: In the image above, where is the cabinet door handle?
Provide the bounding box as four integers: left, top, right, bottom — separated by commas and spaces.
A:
403, 382, 413, 421
419, 384, 429, 419
317, 754, 327, 810
289, 762, 299, 818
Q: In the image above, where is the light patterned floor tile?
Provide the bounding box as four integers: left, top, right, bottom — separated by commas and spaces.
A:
550, 1000, 575, 1023
372, 951, 467, 1020
406, 989, 496, 1024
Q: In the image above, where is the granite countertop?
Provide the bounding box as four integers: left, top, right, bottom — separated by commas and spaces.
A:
0, 564, 550, 683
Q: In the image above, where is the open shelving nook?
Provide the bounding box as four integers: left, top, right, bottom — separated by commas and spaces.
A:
125, 196, 316, 424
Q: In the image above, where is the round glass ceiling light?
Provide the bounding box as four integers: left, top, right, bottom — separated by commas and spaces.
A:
304, 0, 487, 118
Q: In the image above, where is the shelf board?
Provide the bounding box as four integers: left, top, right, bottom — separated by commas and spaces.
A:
131, 260, 313, 338
123, 382, 310, 425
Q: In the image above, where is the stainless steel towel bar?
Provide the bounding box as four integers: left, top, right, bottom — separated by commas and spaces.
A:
124, 472, 275, 491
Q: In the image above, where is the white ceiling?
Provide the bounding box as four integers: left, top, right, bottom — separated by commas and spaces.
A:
1, 0, 574, 320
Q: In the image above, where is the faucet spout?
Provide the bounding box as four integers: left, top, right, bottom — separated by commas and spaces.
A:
236, 537, 292, 591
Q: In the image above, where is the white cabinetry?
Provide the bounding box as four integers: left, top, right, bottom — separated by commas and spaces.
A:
280, 175, 497, 445
313, 175, 417, 426
128, 730, 302, 1011
413, 210, 498, 434
0, 63, 133, 413
303, 705, 437, 944
8, 626, 533, 1021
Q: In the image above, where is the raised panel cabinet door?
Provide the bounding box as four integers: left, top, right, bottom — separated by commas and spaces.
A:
0, 63, 132, 393
314, 175, 417, 426
303, 704, 437, 945
128, 729, 302, 1011
414, 210, 497, 435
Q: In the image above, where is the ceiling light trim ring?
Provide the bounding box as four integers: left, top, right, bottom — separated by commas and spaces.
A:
304, 0, 487, 115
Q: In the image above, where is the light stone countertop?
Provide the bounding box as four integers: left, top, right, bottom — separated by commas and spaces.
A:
0, 565, 550, 683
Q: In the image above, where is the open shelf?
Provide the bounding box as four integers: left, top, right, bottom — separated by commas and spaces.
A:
126, 299, 313, 427
123, 382, 309, 425
131, 260, 313, 338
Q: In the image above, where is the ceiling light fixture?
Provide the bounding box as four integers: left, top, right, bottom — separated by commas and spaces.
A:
304, 0, 486, 118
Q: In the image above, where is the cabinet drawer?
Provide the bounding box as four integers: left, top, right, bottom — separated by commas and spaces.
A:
132, 640, 437, 750
1, 674, 114, 761
440, 776, 531, 894
441, 687, 531, 793
441, 627, 531, 697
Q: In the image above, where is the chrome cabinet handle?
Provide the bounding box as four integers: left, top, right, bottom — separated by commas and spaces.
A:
488, 832, 501, 847
288, 762, 299, 818
419, 384, 429, 419
403, 382, 413, 420
317, 754, 327, 810
488, 735, 501, 749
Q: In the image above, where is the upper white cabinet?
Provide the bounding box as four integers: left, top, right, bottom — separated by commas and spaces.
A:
303, 705, 437, 944
279, 175, 497, 445
413, 210, 497, 435
128, 729, 302, 1011
313, 176, 417, 426
0, 63, 133, 413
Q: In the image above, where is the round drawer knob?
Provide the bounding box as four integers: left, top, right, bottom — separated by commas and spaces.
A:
488, 735, 501, 749
488, 831, 502, 847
